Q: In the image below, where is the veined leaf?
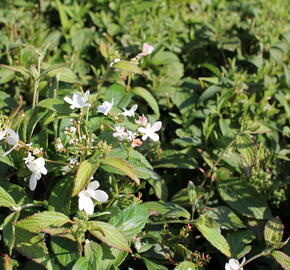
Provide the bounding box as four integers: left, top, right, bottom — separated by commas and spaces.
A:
88, 221, 131, 253
236, 133, 256, 167
271, 251, 290, 270
84, 241, 102, 270
72, 159, 100, 197
101, 157, 140, 185
16, 211, 70, 233
113, 60, 142, 74
264, 217, 284, 246
142, 201, 190, 219
3, 212, 20, 255
196, 217, 231, 257
0, 186, 16, 208
174, 261, 197, 270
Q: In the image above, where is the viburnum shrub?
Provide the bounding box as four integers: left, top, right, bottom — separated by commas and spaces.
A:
0, 40, 289, 270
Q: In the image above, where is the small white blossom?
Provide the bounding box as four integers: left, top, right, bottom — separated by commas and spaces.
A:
97, 100, 113, 115
78, 181, 108, 215
109, 58, 121, 67
225, 258, 246, 270
137, 43, 154, 58
55, 139, 64, 152
0, 128, 20, 156
33, 148, 42, 155
121, 104, 138, 117
126, 130, 136, 141
64, 90, 91, 109
24, 153, 47, 191
138, 121, 162, 141
113, 126, 127, 141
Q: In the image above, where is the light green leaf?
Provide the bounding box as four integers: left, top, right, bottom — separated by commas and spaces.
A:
72, 158, 100, 197
113, 60, 142, 74
264, 216, 284, 246
0, 186, 16, 208
100, 245, 127, 270
54, 0, 71, 31
72, 257, 90, 270
142, 201, 190, 219
3, 212, 20, 255
174, 261, 197, 270
84, 241, 102, 270
109, 204, 149, 241
47, 67, 78, 83
142, 256, 168, 270
271, 251, 290, 270
16, 211, 70, 233
199, 85, 221, 103
101, 157, 140, 185
236, 133, 257, 167
132, 87, 160, 117
196, 217, 231, 257
88, 221, 132, 253
218, 178, 272, 219
37, 98, 71, 114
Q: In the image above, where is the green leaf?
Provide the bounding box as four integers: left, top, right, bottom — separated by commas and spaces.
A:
100, 245, 127, 270
142, 256, 168, 270
174, 261, 197, 270
15, 227, 53, 269
48, 177, 74, 213
195, 217, 231, 257
104, 83, 132, 108
47, 67, 78, 83
132, 87, 160, 117
84, 241, 102, 270
153, 153, 197, 169
113, 60, 142, 74
226, 230, 255, 258
88, 221, 131, 253
3, 212, 20, 255
0, 186, 16, 208
206, 206, 245, 230
51, 237, 79, 268
109, 204, 149, 241
0, 64, 30, 77
37, 98, 71, 114
142, 201, 190, 219
0, 68, 15, 84
264, 216, 284, 246
101, 157, 140, 185
0, 154, 15, 168
218, 178, 272, 219
236, 133, 256, 167
271, 251, 290, 270
72, 158, 100, 197
199, 85, 221, 103
54, 0, 71, 31
72, 257, 90, 270
16, 211, 70, 233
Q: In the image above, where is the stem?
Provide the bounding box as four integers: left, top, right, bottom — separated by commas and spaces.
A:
243, 249, 271, 266
32, 79, 40, 108
126, 75, 132, 92
44, 158, 67, 165
97, 65, 110, 91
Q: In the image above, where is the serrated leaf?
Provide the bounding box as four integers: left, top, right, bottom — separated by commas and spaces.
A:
264, 216, 284, 246
218, 178, 272, 219
88, 221, 131, 253
100, 244, 127, 270
84, 241, 102, 270
142, 256, 168, 270
101, 157, 140, 185
0, 64, 30, 77
132, 87, 160, 117
51, 237, 79, 268
109, 204, 149, 241
113, 60, 142, 74
271, 251, 290, 270
236, 133, 256, 167
72, 257, 90, 270
142, 201, 190, 219
16, 211, 70, 233
72, 159, 100, 197
47, 67, 78, 83
3, 212, 20, 255
37, 98, 71, 114
196, 217, 231, 257
15, 227, 53, 269
174, 261, 197, 270
0, 186, 16, 208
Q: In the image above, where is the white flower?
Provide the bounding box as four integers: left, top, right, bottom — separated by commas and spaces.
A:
64, 90, 91, 109
121, 104, 138, 117
113, 126, 127, 141
135, 114, 148, 126
97, 100, 113, 115
24, 153, 47, 191
225, 258, 246, 270
1, 128, 20, 156
137, 43, 154, 58
138, 121, 162, 141
126, 130, 136, 141
109, 58, 121, 67
78, 181, 108, 215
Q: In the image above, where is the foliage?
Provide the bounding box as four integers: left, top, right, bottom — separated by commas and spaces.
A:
0, 0, 289, 269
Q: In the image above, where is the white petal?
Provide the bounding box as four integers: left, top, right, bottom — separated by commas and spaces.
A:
141, 134, 148, 141
81, 196, 95, 215
34, 157, 47, 175
149, 132, 159, 141
138, 127, 147, 134
229, 259, 240, 270
225, 263, 232, 270
88, 181, 100, 191
84, 90, 90, 99
29, 172, 40, 191
64, 97, 73, 104
2, 145, 17, 156
240, 257, 246, 265
6, 128, 19, 146
0, 129, 7, 140
91, 190, 109, 202
151, 121, 162, 132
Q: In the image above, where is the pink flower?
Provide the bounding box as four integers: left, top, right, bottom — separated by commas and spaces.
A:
137, 43, 154, 58
135, 114, 148, 126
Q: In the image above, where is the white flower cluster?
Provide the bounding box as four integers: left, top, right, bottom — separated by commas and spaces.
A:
225, 258, 246, 270
0, 128, 19, 156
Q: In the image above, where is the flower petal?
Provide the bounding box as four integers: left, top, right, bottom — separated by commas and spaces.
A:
83, 196, 95, 215
151, 121, 162, 132
88, 181, 100, 191
64, 97, 73, 105
91, 190, 109, 202
149, 132, 159, 141
29, 172, 40, 191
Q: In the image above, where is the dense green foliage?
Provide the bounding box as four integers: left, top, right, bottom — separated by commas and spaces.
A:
0, 0, 289, 269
